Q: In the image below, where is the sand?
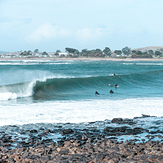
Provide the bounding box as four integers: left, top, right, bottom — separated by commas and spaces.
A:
0, 57, 163, 61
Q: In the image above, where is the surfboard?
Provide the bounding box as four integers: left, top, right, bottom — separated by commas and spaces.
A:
110, 74, 120, 77
108, 84, 120, 87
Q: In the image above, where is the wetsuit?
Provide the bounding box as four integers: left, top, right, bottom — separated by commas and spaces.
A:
95, 91, 100, 95
110, 90, 114, 93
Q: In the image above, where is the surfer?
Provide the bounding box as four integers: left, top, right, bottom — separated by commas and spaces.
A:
113, 73, 120, 78
95, 91, 100, 95
108, 83, 118, 87
110, 89, 114, 93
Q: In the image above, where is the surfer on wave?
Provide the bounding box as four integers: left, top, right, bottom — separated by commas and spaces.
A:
110, 89, 114, 93
112, 73, 120, 78
108, 83, 118, 87
95, 91, 100, 95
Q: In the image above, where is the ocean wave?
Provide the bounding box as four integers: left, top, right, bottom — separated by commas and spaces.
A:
0, 69, 162, 101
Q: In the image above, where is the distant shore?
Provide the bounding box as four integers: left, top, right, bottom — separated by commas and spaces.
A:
0, 57, 163, 61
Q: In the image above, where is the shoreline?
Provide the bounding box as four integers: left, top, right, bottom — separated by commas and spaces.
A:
0, 115, 163, 162
0, 57, 163, 61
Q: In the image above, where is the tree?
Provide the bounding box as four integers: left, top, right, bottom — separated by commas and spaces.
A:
122, 46, 130, 55
160, 48, 163, 53
103, 47, 111, 56
143, 51, 148, 55
65, 47, 78, 54
56, 50, 61, 53
94, 49, 102, 54
74, 50, 79, 55
114, 50, 122, 55
42, 51, 48, 56
55, 50, 61, 56
135, 51, 143, 55
155, 51, 161, 56
34, 49, 39, 53
132, 50, 136, 54
80, 49, 89, 57
27, 50, 32, 55
148, 50, 154, 55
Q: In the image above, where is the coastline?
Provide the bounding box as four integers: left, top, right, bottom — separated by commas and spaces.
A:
1, 58, 163, 162
0, 57, 163, 61
0, 115, 163, 162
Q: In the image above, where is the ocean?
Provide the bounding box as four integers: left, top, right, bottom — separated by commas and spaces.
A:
0, 59, 163, 142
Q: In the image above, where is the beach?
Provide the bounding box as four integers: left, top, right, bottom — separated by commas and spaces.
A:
0, 56, 163, 62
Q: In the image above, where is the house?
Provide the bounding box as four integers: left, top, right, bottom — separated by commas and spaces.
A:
58, 52, 69, 57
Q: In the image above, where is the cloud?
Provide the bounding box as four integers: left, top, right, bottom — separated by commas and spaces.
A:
26, 23, 71, 42
76, 28, 105, 42
26, 24, 107, 44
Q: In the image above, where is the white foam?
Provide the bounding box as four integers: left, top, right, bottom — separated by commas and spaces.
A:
0, 97, 162, 126
0, 92, 17, 100
123, 62, 163, 66
136, 63, 163, 66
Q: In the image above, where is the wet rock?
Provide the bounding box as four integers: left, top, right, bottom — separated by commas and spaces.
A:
57, 140, 64, 147
6, 158, 15, 163
27, 154, 40, 160
30, 129, 38, 133
132, 127, 144, 135
22, 151, 29, 158
59, 148, 69, 155
111, 118, 123, 124
43, 129, 51, 134
60, 129, 74, 135
40, 155, 51, 162
0, 116, 163, 162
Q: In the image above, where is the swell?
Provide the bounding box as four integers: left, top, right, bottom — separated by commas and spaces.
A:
0, 69, 162, 100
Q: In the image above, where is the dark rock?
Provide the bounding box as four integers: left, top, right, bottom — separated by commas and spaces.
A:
6, 158, 15, 163
40, 155, 51, 162
111, 118, 123, 124
132, 127, 144, 135
27, 154, 40, 160
57, 140, 64, 147
43, 129, 51, 133
61, 129, 74, 135
59, 149, 69, 155
30, 129, 38, 133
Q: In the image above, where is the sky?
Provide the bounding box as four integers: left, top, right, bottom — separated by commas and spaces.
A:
0, 0, 163, 52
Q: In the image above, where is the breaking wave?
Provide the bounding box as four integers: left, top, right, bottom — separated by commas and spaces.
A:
0, 69, 162, 101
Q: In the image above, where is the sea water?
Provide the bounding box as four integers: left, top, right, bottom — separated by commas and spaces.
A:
0, 59, 163, 127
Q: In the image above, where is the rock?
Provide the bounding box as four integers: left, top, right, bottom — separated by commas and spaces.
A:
132, 127, 144, 135
40, 155, 50, 162
59, 149, 69, 155
111, 118, 123, 124
22, 152, 29, 158
27, 154, 40, 160
6, 158, 15, 163
64, 141, 71, 147
30, 129, 38, 133
61, 129, 74, 135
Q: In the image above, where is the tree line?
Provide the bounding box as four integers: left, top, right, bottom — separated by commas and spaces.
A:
20, 46, 163, 58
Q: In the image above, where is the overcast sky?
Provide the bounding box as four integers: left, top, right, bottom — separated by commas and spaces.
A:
0, 0, 163, 52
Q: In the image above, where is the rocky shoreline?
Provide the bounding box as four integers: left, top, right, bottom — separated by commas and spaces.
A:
0, 115, 163, 162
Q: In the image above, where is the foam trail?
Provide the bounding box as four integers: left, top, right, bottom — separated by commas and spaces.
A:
0, 97, 163, 126
0, 92, 17, 100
